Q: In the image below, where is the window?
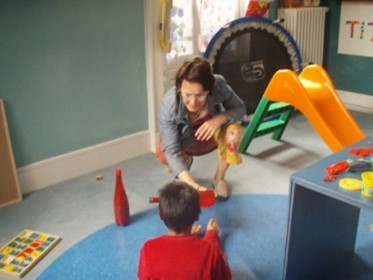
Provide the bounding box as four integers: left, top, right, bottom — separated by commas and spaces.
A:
166, 0, 250, 63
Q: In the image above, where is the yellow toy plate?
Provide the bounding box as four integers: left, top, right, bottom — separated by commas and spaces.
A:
338, 178, 362, 191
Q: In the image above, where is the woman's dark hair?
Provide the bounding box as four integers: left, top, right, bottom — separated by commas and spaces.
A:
174, 56, 215, 93
159, 181, 201, 233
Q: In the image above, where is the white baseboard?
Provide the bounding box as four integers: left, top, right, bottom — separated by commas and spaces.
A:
17, 131, 151, 194
338, 90, 373, 114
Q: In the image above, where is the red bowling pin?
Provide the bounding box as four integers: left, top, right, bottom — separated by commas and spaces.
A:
113, 168, 130, 226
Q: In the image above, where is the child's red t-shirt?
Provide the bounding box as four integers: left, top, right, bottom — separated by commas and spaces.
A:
137, 230, 232, 280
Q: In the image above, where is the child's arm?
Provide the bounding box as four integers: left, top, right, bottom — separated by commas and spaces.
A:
203, 218, 221, 248
202, 233, 233, 280
203, 219, 232, 279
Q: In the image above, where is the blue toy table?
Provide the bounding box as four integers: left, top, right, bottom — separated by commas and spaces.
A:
283, 136, 373, 279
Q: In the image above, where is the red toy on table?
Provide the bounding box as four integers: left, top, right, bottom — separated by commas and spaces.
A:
323, 147, 373, 182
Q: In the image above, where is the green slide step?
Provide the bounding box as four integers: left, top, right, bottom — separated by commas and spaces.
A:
239, 97, 294, 153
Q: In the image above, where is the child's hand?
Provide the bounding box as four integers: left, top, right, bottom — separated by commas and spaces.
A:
206, 218, 220, 234
191, 224, 202, 235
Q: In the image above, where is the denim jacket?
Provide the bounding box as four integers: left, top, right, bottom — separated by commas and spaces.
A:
159, 74, 246, 177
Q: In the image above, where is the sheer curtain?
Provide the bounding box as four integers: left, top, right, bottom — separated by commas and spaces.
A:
166, 0, 249, 63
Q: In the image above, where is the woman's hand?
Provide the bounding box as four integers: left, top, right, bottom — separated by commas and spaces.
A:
195, 114, 227, 141
177, 170, 207, 191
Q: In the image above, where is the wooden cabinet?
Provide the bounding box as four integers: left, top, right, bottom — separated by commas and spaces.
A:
0, 99, 22, 207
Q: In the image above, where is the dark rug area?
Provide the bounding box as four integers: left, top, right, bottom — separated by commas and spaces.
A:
37, 195, 373, 280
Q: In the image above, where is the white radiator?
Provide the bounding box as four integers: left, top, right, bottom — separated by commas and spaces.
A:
277, 7, 329, 66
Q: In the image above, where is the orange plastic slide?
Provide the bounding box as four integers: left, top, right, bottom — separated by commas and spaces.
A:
263, 64, 366, 152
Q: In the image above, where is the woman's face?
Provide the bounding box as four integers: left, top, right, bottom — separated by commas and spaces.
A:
179, 80, 208, 114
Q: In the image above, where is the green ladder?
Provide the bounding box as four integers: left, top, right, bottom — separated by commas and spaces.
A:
238, 98, 294, 153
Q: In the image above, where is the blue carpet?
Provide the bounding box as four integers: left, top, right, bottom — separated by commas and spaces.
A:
38, 195, 373, 280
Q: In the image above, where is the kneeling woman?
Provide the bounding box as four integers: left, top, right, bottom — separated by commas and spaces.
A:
157, 56, 246, 201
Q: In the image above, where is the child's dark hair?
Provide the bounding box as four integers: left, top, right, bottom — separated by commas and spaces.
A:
159, 181, 201, 233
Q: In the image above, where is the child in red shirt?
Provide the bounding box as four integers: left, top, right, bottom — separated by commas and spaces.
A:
137, 181, 232, 280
